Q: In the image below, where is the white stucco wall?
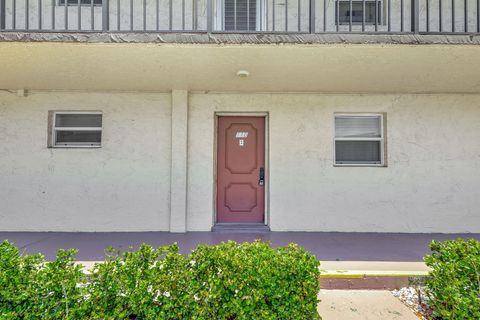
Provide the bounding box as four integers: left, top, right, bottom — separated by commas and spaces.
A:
187, 93, 480, 233
0, 91, 172, 231
0, 91, 479, 232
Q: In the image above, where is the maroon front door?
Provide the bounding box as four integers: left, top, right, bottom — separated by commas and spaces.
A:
216, 116, 265, 223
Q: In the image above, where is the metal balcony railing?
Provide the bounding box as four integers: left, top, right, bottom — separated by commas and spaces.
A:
0, 0, 479, 34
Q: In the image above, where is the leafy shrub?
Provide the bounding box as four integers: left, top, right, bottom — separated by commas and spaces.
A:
424, 238, 480, 320
86, 244, 194, 319
190, 241, 321, 320
0, 241, 87, 319
0, 240, 321, 319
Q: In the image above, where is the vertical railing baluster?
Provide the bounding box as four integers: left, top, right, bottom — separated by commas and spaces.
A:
412, 0, 419, 32
65, 0, 68, 30
400, 0, 404, 31
130, 0, 133, 31
375, 0, 378, 31
169, 0, 173, 30
285, 0, 288, 31
102, 0, 109, 31
143, 0, 146, 31
207, 0, 212, 31
363, 0, 366, 31
0, 0, 5, 30
91, 0, 94, 30
117, 0, 120, 30
452, 0, 455, 32
426, 0, 429, 32
51, 0, 55, 30
12, 0, 16, 29
247, 0, 250, 30
181, 0, 185, 30
273, 0, 275, 31
322, 0, 326, 32
464, 0, 467, 32
78, 0, 81, 30
478, 0, 480, 32
234, 0, 237, 30
142, 0, 147, 31
259, 0, 262, 30
439, 0, 442, 31
25, 0, 29, 30
297, 0, 300, 31
387, 0, 391, 31
349, 0, 352, 31
156, 0, 159, 30
193, 0, 197, 30
336, 0, 339, 31
38, 0, 42, 30
266, 0, 269, 30
116, 0, 121, 31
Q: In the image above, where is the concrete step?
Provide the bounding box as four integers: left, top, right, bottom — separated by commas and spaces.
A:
211, 223, 271, 233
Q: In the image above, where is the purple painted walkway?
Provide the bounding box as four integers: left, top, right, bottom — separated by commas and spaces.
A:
1, 232, 479, 261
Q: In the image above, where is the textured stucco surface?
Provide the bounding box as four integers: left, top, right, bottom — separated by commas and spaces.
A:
2, 32, 480, 45
0, 91, 172, 231
1, 91, 479, 232
1, 42, 480, 93
187, 92, 480, 232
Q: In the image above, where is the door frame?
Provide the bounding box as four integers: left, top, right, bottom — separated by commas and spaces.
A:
213, 112, 270, 226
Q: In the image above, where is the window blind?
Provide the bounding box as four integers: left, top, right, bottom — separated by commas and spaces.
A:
224, 0, 257, 31
335, 116, 381, 138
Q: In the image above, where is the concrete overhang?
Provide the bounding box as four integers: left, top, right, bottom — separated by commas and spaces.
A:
1, 34, 480, 93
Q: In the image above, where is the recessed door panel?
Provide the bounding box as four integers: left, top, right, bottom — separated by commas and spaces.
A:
216, 116, 265, 223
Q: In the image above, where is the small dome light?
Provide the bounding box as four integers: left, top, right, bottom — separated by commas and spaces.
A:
236, 70, 250, 78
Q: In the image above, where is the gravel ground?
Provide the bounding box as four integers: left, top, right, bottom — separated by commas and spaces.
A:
392, 287, 434, 320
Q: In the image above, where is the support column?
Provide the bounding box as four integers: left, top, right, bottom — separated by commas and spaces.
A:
170, 90, 188, 232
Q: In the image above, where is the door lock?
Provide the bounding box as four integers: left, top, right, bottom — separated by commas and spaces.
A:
259, 167, 265, 186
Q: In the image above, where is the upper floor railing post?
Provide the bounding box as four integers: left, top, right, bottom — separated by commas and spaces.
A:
102, 0, 110, 32
207, 0, 213, 32
309, 0, 316, 33
412, 0, 420, 33
0, 0, 6, 31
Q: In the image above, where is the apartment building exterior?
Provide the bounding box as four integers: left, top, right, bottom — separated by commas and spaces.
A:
0, 0, 479, 233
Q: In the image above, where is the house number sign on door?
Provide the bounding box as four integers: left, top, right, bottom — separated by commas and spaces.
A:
236, 131, 249, 147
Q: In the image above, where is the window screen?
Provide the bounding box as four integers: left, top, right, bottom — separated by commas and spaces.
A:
334, 115, 384, 165
51, 112, 102, 147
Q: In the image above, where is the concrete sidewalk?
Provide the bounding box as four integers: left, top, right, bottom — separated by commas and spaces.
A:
318, 290, 419, 320
2, 231, 478, 261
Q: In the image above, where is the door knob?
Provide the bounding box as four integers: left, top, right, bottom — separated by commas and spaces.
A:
259, 167, 265, 186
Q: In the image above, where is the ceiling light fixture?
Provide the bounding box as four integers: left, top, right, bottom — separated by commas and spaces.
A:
236, 70, 250, 78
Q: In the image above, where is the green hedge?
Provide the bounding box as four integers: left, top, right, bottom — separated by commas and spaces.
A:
0, 240, 321, 320
424, 238, 480, 320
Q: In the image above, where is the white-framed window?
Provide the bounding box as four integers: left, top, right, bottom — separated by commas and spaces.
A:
336, 0, 384, 25
49, 111, 103, 148
215, 0, 266, 31
334, 114, 385, 166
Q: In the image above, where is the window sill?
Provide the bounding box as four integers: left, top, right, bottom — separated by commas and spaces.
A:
49, 145, 102, 149
334, 163, 387, 167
